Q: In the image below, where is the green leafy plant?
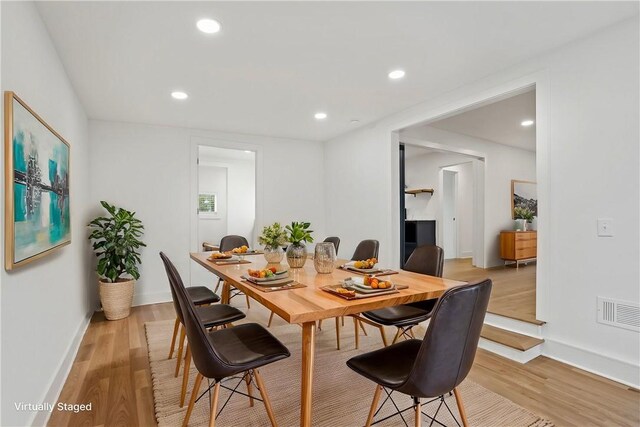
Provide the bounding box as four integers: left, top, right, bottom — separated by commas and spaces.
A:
88, 201, 146, 283
286, 221, 314, 246
258, 222, 288, 248
513, 206, 535, 222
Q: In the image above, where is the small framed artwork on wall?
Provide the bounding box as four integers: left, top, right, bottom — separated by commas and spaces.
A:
511, 179, 537, 219
4, 92, 71, 270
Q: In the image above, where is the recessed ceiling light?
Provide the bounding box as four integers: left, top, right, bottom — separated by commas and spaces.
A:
350, 119, 360, 125
244, 150, 252, 153
388, 70, 406, 80
171, 91, 188, 100
521, 120, 535, 127
197, 18, 221, 34
314, 112, 327, 120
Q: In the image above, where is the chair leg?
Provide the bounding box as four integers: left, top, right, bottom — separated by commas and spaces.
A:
214, 278, 222, 294
359, 319, 369, 336
209, 381, 221, 427
408, 328, 416, 339
254, 369, 278, 427
245, 294, 251, 309
335, 317, 341, 350
182, 373, 203, 427
317, 319, 323, 330
267, 311, 275, 327
392, 328, 402, 344
245, 371, 254, 407
378, 325, 388, 347
341, 316, 345, 326
354, 317, 360, 349
365, 385, 383, 427
453, 387, 469, 427
414, 398, 421, 427
180, 344, 191, 407
175, 325, 186, 377
168, 317, 180, 359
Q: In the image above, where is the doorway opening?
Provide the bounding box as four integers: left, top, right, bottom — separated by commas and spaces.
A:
191, 145, 257, 285
397, 86, 541, 325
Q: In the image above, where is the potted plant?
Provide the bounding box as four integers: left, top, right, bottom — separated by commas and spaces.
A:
88, 201, 146, 320
285, 221, 314, 268
258, 222, 288, 263
513, 206, 534, 231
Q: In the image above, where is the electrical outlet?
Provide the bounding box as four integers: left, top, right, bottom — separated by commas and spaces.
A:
597, 218, 614, 237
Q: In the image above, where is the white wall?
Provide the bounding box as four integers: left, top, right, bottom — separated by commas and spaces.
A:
324, 18, 640, 387
90, 120, 325, 306
198, 165, 228, 246
403, 128, 537, 266
405, 152, 476, 258
0, 2, 94, 425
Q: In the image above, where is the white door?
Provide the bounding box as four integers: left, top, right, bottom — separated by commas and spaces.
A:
443, 170, 458, 259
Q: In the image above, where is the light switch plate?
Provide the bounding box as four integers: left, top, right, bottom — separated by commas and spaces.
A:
597, 218, 614, 237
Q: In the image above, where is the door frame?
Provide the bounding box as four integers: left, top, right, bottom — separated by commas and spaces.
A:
441, 168, 459, 259
189, 136, 262, 283
390, 71, 549, 322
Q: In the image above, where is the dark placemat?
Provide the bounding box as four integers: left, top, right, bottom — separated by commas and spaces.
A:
242, 280, 306, 293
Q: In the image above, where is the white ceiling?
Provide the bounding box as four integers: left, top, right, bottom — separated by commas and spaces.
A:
36, 2, 638, 142
428, 90, 536, 151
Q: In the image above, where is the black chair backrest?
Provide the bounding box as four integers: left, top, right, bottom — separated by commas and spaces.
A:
403, 245, 444, 277
398, 279, 492, 398
219, 235, 249, 252
160, 253, 185, 325
323, 237, 341, 255
351, 239, 379, 261
159, 252, 234, 380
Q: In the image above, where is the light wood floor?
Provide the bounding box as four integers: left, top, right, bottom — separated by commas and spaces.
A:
48, 301, 639, 427
444, 258, 540, 324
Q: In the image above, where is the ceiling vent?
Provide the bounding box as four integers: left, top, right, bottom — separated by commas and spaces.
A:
597, 297, 640, 332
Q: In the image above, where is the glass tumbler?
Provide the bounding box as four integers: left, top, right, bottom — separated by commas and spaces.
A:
314, 242, 337, 274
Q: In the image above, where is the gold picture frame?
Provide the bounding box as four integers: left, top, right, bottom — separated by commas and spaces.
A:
4, 91, 71, 270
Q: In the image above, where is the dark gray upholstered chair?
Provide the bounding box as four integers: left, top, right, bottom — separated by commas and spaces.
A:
329, 239, 381, 348
351, 239, 380, 261
347, 279, 492, 427
161, 253, 246, 407
214, 235, 252, 308
358, 245, 445, 346
161, 252, 290, 427
323, 236, 341, 255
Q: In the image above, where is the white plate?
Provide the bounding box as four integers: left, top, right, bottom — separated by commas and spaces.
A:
343, 277, 395, 293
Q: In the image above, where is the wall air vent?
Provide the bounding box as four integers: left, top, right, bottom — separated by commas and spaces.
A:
597, 297, 640, 332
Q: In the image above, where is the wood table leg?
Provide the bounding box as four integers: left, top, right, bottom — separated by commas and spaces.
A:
300, 322, 316, 427
335, 317, 340, 350
221, 281, 230, 304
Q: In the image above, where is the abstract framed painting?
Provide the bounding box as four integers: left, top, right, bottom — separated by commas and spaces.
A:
4, 92, 71, 270
511, 179, 537, 219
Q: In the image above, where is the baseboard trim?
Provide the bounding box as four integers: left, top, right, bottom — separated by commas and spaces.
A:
31, 310, 93, 427
543, 338, 640, 389
133, 291, 171, 307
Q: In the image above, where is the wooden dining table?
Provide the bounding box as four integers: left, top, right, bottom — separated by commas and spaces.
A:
190, 252, 465, 427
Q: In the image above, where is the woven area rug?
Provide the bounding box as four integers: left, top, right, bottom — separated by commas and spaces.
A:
146, 319, 553, 427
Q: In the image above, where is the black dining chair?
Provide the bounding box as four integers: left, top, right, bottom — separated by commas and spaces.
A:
166, 252, 291, 427
347, 279, 492, 427
357, 245, 445, 347
160, 253, 247, 408
213, 235, 252, 308
323, 236, 341, 255
325, 239, 380, 348
351, 239, 380, 261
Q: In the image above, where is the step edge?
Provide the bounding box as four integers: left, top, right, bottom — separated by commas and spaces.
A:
481, 325, 545, 351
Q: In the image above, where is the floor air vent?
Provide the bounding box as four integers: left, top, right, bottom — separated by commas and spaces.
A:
597, 297, 640, 332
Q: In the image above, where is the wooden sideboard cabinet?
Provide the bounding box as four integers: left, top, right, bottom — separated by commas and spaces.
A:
500, 230, 537, 269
